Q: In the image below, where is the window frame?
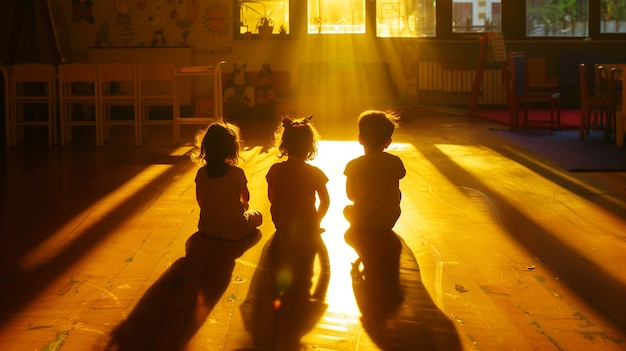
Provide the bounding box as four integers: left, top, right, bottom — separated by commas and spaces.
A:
231, 1, 626, 41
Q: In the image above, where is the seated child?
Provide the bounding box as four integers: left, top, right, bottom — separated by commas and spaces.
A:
344, 110, 406, 231
190, 122, 262, 240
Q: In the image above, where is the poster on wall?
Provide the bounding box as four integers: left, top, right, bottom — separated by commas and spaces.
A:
68, 0, 232, 48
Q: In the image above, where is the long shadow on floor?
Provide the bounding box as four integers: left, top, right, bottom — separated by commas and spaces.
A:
104, 230, 261, 351
240, 232, 330, 350
345, 228, 462, 351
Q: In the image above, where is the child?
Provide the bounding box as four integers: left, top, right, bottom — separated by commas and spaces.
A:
190, 122, 262, 240
266, 116, 330, 300
266, 116, 330, 236
344, 110, 406, 231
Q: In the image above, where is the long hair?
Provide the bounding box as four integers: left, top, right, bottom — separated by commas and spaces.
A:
190, 122, 242, 178
274, 116, 320, 160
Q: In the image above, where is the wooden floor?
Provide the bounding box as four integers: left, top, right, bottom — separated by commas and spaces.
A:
1, 107, 625, 351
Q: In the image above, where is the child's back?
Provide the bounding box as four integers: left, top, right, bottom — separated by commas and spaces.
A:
191, 123, 262, 240
344, 110, 406, 231
266, 116, 330, 235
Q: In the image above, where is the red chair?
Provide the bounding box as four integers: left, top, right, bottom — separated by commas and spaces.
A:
578, 64, 611, 140
509, 51, 561, 133
608, 67, 623, 141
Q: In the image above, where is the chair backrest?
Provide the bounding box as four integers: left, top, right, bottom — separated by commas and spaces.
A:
609, 68, 623, 103
58, 63, 97, 98
595, 65, 609, 98
509, 51, 528, 97
527, 57, 547, 86
138, 63, 175, 98
579, 63, 591, 105
98, 62, 136, 96
12, 63, 55, 97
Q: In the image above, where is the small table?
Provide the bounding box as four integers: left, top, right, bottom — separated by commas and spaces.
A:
598, 63, 625, 147
173, 61, 225, 144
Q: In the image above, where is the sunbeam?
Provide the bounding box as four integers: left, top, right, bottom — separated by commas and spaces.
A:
19, 165, 174, 271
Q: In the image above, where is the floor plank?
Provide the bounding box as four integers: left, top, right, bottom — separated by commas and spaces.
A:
1, 110, 625, 350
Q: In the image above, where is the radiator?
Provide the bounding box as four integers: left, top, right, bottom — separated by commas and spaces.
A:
417, 61, 507, 105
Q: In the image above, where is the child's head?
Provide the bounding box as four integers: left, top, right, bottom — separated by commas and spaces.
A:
275, 116, 320, 160
191, 122, 242, 177
357, 110, 400, 150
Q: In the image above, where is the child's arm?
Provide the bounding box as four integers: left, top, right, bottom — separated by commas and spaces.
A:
316, 184, 330, 223
238, 168, 251, 209
240, 185, 250, 210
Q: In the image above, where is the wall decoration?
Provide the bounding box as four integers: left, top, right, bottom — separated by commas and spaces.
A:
177, 19, 193, 45
116, 25, 137, 46
187, 0, 201, 22
94, 22, 112, 46
136, 1, 147, 11
115, 0, 132, 25
151, 29, 167, 46
202, 1, 230, 36
71, 0, 95, 23
169, 0, 180, 19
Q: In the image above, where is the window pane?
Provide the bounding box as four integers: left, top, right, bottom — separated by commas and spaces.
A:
601, 0, 626, 33
526, 0, 589, 37
376, 0, 436, 37
238, 0, 289, 35
308, 0, 366, 34
452, 0, 501, 33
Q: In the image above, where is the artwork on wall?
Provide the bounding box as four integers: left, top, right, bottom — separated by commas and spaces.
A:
202, 0, 230, 36
77, 0, 232, 48
71, 0, 95, 24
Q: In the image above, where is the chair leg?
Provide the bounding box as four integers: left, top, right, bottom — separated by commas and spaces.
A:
556, 99, 561, 129
579, 108, 587, 140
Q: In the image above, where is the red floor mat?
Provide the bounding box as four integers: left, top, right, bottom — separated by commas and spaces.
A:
477, 108, 580, 129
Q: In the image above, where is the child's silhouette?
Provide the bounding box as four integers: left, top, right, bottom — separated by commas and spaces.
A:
266, 116, 330, 300
190, 122, 262, 240
266, 116, 330, 236
344, 110, 406, 231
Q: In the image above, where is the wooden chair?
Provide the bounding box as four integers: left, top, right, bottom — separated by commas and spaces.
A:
1, 66, 11, 147
9, 63, 57, 146
594, 65, 612, 129
578, 64, 611, 140
98, 62, 141, 146
58, 63, 101, 146
138, 63, 176, 144
509, 51, 561, 133
608, 68, 623, 140
173, 61, 225, 144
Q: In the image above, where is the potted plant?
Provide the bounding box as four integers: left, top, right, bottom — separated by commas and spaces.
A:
239, 1, 274, 39
256, 13, 274, 39
278, 24, 287, 38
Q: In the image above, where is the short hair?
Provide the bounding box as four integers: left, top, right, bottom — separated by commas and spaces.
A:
358, 110, 400, 149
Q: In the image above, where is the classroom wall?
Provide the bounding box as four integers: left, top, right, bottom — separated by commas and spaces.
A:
2, 1, 626, 107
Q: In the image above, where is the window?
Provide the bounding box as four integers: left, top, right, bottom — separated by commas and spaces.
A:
526, 0, 589, 37
237, 0, 289, 37
601, 0, 626, 33
308, 0, 365, 34
452, 0, 501, 33
376, 0, 436, 37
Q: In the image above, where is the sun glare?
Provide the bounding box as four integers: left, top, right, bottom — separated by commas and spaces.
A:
311, 140, 419, 305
